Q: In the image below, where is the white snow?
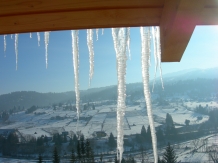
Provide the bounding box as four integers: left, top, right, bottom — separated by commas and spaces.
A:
140, 27, 158, 163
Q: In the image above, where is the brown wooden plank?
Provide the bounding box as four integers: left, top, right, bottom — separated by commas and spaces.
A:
0, 0, 164, 16
0, 8, 162, 35
161, 0, 206, 62
200, 8, 218, 25
159, 0, 180, 60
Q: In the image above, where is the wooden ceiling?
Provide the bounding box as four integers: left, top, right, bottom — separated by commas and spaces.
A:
0, 0, 217, 62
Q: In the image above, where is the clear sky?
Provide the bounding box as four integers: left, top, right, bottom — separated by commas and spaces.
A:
0, 26, 217, 94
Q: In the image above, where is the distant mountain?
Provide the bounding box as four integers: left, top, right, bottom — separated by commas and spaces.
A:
160, 67, 218, 82
0, 67, 217, 111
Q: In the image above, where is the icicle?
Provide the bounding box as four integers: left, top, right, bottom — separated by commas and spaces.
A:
15, 34, 19, 70
30, 33, 32, 38
87, 29, 94, 86
44, 32, 50, 69
96, 29, 99, 41
71, 30, 80, 130
152, 27, 158, 92
140, 27, 158, 163
156, 27, 164, 89
127, 27, 131, 60
11, 34, 13, 39
4, 35, 7, 54
37, 32, 40, 46
102, 28, 104, 35
112, 28, 128, 163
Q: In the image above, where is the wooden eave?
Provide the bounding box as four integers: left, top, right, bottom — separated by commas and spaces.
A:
0, 0, 217, 62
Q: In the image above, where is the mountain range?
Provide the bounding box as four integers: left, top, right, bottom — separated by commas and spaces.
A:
0, 67, 217, 111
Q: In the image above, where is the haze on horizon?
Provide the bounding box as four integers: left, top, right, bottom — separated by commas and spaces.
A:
0, 26, 217, 95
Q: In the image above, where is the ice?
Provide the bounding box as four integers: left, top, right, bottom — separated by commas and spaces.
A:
71, 30, 80, 129
15, 34, 19, 70
112, 28, 128, 162
44, 32, 50, 69
127, 27, 131, 60
102, 28, 104, 35
30, 33, 32, 38
96, 29, 99, 41
11, 34, 13, 39
4, 35, 7, 54
140, 27, 158, 163
151, 27, 158, 92
37, 32, 40, 46
87, 29, 94, 86
156, 27, 164, 89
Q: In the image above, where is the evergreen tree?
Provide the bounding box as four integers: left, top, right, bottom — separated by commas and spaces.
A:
108, 133, 116, 148
70, 148, 76, 163
166, 113, 174, 126
73, 134, 78, 146
162, 143, 177, 163
77, 141, 82, 162
80, 138, 85, 162
90, 148, 95, 163
147, 125, 152, 143
141, 125, 147, 137
53, 146, 60, 163
156, 128, 164, 142
121, 158, 126, 163
114, 156, 118, 163
85, 139, 92, 162
38, 154, 43, 163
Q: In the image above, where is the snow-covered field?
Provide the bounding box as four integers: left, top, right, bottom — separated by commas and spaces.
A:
0, 102, 211, 140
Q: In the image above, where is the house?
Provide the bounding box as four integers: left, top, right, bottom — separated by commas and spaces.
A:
93, 131, 107, 138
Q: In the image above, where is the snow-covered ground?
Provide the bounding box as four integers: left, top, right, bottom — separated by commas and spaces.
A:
0, 102, 212, 140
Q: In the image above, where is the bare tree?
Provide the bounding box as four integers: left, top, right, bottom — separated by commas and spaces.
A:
191, 139, 199, 151
207, 144, 218, 163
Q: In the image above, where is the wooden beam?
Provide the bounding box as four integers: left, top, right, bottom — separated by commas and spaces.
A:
0, 0, 163, 35
0, 8, 162, 35
0, 0, 164, 16
161, 0, 206, 62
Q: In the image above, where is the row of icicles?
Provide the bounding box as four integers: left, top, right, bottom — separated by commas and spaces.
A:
3, 27, 163, 163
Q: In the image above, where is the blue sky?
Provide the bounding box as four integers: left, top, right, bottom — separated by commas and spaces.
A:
0, 26, 217, 94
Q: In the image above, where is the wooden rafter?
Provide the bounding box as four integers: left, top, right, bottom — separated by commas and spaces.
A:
0, 0, 217, 62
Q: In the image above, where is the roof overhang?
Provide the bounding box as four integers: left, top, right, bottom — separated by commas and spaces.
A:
0, 0, 217, 62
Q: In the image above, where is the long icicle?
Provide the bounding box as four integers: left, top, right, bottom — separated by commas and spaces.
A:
71, 30, 80, 131
87, 29, 94, 86
112, 28, 128, 163
37, 32, 40, 46
44, 32, 50, 69
152, 27, 158, 92
127, 27, 131, 60
11, 34, 13, 39
4, 35, 7, 55
156, 27, 164, 89
30, 33, 32, 38
15, 34, 19, 70
102, 28, 104, 35
140, 27, 158, 163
